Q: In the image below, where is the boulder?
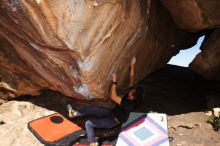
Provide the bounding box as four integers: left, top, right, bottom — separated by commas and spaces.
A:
0, 0, 198, 100
189, 29, 220, 80
161, 0, 220, 31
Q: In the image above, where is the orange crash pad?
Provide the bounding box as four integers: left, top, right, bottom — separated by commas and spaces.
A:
28, 113, 85, 146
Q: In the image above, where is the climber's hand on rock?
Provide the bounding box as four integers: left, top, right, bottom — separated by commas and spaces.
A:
131, 56, 136, 65
112, 73, 117, 82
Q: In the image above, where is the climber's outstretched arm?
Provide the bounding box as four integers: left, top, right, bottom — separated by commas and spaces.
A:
130, 57, 136, 88
111, 73, 121, 105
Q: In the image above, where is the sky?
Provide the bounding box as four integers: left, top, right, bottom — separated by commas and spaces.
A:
168, 36, 205, 67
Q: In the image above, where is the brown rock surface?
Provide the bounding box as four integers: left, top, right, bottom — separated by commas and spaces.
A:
190, 29, 220, 80
0, 0, 198, 100
161, 0, 220, 31
0, 37, 49, 98
160, 0, 220, 81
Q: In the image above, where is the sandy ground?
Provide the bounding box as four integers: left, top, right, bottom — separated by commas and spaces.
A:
0, 94, 220, 146
0, 100, 53, 146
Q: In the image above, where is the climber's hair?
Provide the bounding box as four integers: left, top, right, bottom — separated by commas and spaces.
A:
129, 86, 144, 102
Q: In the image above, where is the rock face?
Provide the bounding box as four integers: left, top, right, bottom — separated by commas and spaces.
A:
190, 29, 220, 80
137, 65, 209, 115
161, 0, 220, 31
161, 0, 220, 80
0, 37, 49, 98
0, 0, 198, 100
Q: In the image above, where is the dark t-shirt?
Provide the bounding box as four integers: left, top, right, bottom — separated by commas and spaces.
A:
112, 95, 138, 123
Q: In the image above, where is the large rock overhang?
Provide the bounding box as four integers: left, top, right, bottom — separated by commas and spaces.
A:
0, 0, 199, 100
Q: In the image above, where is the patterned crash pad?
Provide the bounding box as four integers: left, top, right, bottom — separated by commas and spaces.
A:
116, 112, 169, 146
28, 113, 85, 146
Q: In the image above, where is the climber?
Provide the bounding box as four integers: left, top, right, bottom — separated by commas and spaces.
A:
67, 57, 144, 146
